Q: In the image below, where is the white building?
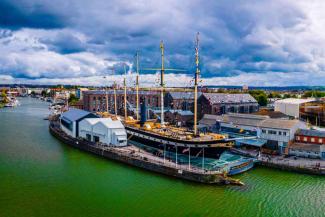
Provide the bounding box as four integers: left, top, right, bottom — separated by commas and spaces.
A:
79, 118, 127, 146
274, 98, 315, 118
258, 119, 307, 154
60, 109, 98, 138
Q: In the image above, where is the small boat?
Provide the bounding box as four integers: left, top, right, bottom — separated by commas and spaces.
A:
219, 152, 257, 175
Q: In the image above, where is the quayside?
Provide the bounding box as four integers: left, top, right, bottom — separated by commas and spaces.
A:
49, 121, 243, 185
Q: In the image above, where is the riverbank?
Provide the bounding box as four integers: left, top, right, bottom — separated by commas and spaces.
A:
49, 121, 243, 185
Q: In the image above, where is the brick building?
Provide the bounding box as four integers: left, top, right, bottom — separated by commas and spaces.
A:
83, 90, 161, 114
164, 91, 201, 111
295, 129, 325, 145
197, 93, 259, 118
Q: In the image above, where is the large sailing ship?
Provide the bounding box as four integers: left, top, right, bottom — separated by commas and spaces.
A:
122, 33, 234, 159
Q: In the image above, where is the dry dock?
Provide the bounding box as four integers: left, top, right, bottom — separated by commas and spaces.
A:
49, 122, 243, 185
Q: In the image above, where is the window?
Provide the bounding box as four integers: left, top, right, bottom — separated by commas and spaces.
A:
86, 134, 91, 141
303, 137, 307, 142
268, 130, 277, 135
296, 136, 300, 141
311, 138, 315, 142
262, 129, 266, 134
283, 132, 287, 136
319, 138, 323, 143
279, 131, 282, 135
93, 136, 100, 143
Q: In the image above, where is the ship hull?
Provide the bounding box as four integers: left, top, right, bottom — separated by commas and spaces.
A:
125, 126, 230, 159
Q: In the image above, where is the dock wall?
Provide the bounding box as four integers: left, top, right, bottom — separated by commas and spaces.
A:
49, 124, 237, 185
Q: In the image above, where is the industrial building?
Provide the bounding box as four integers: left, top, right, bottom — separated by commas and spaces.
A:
60, 109, 99, 138
258, 119, 307, 154
198, 113, 308, 154
164, 91, 201, 110
83, 90, 161, 114
299, 100, 325, 127
79, 118, 127, 146
197, 93, 259, 118
288, 129, 325, 159
274, 98, 315, 118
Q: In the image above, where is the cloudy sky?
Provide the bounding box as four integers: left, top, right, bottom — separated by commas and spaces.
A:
1, 0, 325, 87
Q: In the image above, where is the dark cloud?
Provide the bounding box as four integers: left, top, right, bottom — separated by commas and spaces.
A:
0, 0, 325, 85
0, 0, 65, 29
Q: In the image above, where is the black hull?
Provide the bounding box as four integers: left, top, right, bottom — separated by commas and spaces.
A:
127, 131, 228, 159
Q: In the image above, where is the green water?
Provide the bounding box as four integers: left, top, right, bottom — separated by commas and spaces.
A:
1, 98, 324, 217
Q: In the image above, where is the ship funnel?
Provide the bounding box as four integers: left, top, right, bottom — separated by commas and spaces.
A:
140, 97, 147, 126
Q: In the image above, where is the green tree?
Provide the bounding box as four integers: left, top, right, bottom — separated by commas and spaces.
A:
68, 93, 79, 104
249, 90, 268, 106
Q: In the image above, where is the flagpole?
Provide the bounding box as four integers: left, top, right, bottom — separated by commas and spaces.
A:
202, 148, 205, 171
175, 146, 178, 168
164, 144, 166, 164
188, 147, 191, 170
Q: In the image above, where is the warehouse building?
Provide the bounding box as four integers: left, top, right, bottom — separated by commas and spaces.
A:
60, 109, 99, 138
79, 118, 127, 146
274, 98, 315, 118
197, 93, 259, 118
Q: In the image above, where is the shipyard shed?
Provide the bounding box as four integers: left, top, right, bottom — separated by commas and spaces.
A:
60, 109, 98, 138
274, 98, 315, 118
79, 118, 127, 146
78, 118, 100, 141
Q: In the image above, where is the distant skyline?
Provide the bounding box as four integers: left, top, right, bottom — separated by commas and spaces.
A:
1, 0, 325, 87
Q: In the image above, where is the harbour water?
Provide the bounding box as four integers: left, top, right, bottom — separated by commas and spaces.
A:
1, 97, 325, 217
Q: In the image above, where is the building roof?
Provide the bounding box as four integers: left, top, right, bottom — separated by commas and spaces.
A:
296, 129, 325, 138
290, 143, 320, 152
201, 93, 257, 104
96, 118, 125, 129
253, 109, 289, 119
61, 108, 95, 122
222, 113, 268, 127
275, 98, 315, 105
199, 114, 223, 126
258, 119, 302, 130
167, 91, 201, 100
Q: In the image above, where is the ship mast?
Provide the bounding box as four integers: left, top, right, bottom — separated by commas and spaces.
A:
124, 65, 127, 121
194, 32, 200, 136
160, 41, 165, 126
114, 81, 117, 117
136, 52, 140, 120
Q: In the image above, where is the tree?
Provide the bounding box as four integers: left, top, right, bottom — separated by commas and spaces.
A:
1, 90, 8, 103
257, 94, 268, 106
68, 93, 79, 104
249, 90, 268, 106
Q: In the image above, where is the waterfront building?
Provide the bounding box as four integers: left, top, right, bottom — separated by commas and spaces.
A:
299, 100, 325, 127
199, 113, 308, 154
60, 108, 98, 138
274, 98, 315, 118
197, 93, 259, 118
288, 143, 325, 159
83, 90, 161, 114
79, 118, 127, 146
258, 119, 307, 154
295, 129, 325, 145
288, 129, 325, 159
